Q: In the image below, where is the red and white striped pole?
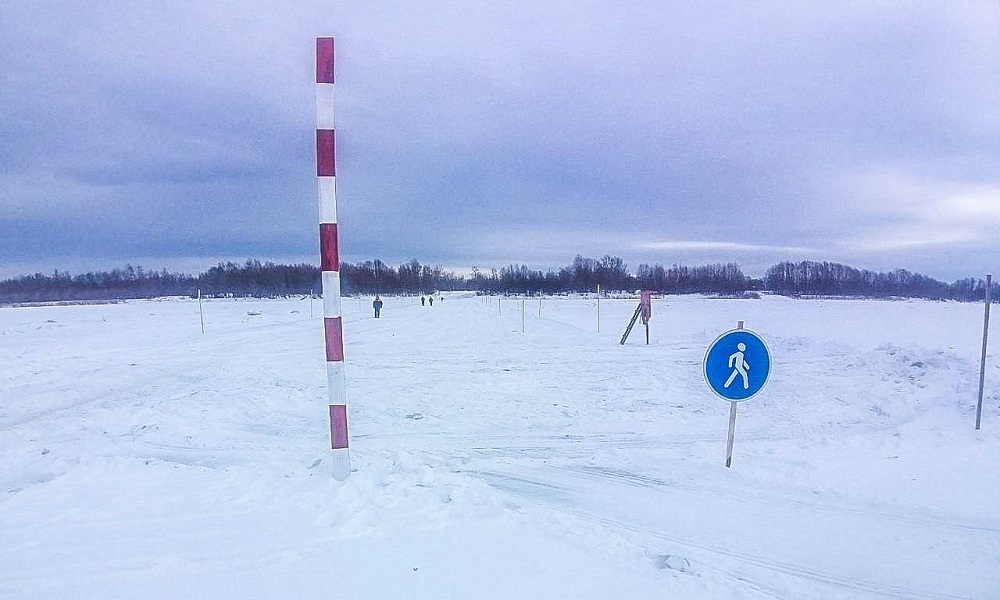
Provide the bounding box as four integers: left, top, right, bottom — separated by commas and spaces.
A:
316, 37, 350, 480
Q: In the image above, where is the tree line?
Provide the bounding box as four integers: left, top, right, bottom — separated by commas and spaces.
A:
467, 255, 749, 295
763, 261, 997, 301
0, 257, 995, 303
0, 258, 467, 303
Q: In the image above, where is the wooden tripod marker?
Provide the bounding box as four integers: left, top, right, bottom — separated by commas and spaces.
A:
620, 291, 652, 345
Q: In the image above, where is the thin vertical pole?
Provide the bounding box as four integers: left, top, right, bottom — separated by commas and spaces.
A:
317, 37, 350, 480
976, 274, 992, 430
498, 297, 502, 316
310, 288, 314, 318
198, 289, 205, 334
597, 284, 601, 333
725, 402, 737, 468
725, 320, 744, 468
521, 299, 525, 333
539, 296, 542, 317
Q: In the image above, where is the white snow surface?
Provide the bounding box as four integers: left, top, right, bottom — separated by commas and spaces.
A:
2, 293, 999, 599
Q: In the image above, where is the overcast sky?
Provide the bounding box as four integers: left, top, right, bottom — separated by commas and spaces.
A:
2, 1, 999, 281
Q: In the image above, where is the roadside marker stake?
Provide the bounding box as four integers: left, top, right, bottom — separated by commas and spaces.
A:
597, 284, 601, 333
976, 274, 992, 430
316, 37, 350, 480
198, 289, 205, 334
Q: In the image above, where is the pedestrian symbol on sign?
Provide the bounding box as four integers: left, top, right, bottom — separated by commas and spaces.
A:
725, 342, 750, 390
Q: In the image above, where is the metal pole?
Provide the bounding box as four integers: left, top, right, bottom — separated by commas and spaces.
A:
521, 299, 525, 333
725, 402, 737, 468
198, 289, 205, 334
976, 274, 992, 430
597, 284, 601, 333
726, 320, 745, 467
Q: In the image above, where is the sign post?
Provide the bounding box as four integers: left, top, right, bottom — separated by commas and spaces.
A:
704, 321, 771, 467
640, 290, 652, 345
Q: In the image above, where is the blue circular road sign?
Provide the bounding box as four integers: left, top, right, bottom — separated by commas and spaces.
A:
704, 329, 771, 401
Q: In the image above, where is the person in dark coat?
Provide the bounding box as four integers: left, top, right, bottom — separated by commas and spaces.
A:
421, 296, 425, 306
373, 295, 383, 318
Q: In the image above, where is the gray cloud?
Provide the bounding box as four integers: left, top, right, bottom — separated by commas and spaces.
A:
2, 1, 998, 281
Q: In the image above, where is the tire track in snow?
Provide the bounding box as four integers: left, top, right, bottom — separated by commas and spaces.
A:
559, 464, 1000, 536
574, 508, 977, 600
1, 313, 320, 496
470, 466, 987, 600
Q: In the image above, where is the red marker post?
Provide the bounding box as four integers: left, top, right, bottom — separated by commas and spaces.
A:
316, 37, 350, 480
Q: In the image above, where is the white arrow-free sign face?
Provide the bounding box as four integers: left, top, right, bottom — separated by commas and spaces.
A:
704, 329, 771, 402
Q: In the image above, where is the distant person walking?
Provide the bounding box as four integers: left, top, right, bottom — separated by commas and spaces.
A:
421, 296, 425, 306
373, 295, 383, 318
428, 296, 434, 306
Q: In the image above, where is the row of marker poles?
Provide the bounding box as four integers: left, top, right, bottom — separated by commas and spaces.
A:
487, 291, 632, 337
483, 295, 535, 333
976, 273, 993, 430
316, 37, 350, 480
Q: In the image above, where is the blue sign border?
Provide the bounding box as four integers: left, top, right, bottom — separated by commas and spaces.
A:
703, 329, 771, 402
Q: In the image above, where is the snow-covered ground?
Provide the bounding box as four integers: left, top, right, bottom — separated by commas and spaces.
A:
2, 293, 999, 599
